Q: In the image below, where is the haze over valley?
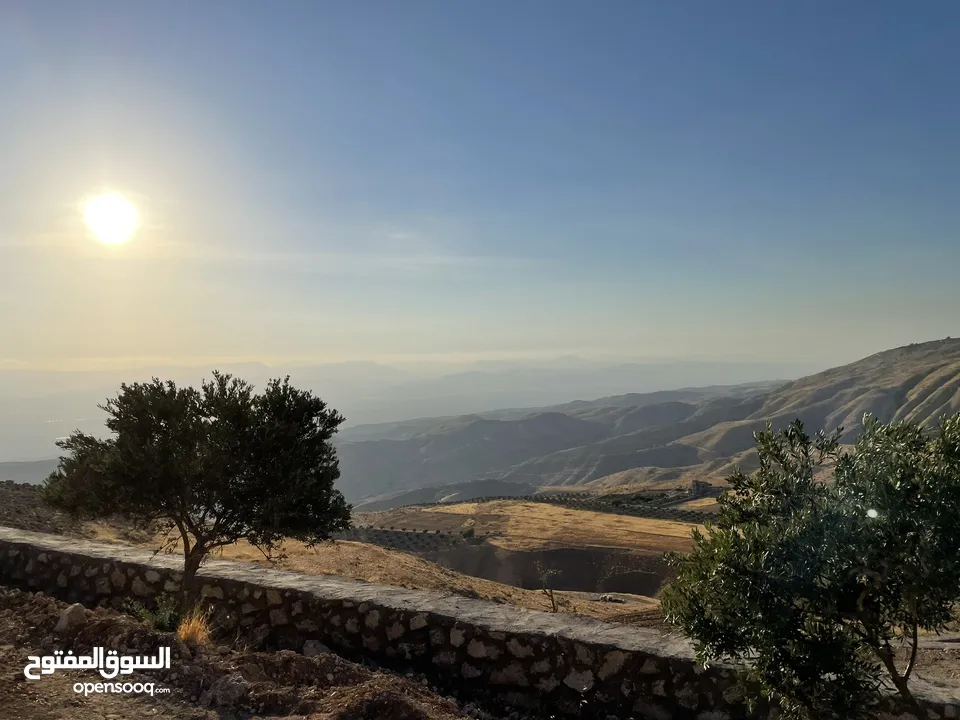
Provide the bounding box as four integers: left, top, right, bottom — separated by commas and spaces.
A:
4, 338, 959, 511
0, 356, 821, 463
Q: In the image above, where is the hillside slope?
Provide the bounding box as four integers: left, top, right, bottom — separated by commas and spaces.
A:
338, 339, 960, 505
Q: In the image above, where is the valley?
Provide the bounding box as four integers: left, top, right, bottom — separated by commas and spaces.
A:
338, 339, 960, 509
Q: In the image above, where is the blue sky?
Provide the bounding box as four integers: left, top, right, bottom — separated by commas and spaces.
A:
1, 1, 958, 370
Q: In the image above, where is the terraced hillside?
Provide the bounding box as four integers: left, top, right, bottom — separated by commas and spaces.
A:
341, 339, 960, 507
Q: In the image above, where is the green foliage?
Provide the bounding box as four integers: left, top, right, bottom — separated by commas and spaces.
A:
461, 527, 476, 538
661, 414, 960, 719
122, 593, 181, 632
41, 371, 352, 603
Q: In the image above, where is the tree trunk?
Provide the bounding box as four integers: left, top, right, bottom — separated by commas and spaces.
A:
877, 643, 925, 717
181, 545, 205, 611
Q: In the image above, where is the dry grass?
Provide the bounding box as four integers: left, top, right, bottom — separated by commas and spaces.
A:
361, 500, 698, 553
177, 605, 212, 645
86, 523, 658, 621
674, 496, 719, 510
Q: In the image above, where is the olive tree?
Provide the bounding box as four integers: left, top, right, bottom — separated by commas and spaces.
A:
42, 371, 352, 606
661, 414, 960, 719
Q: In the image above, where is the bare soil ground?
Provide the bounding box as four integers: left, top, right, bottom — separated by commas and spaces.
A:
0, 481, 92, 538
358, 500, 698, 553
0, 587, 474, 720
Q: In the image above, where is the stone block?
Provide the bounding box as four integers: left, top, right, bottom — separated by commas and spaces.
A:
490, 662, 528, 687
409, 613, 428, 630
564, 668, 594, 693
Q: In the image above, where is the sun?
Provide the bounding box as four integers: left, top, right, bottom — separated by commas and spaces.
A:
84, 192, 140, 245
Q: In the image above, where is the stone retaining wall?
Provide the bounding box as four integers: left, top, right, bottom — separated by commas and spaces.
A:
1, 526, 958, 719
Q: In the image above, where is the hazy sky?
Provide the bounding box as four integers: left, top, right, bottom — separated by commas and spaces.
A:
2, 1, 958, 371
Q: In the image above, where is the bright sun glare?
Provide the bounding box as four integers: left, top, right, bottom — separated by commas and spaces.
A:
84, 192, 139, 245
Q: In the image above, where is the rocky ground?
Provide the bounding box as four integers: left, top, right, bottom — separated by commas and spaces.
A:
0, 481, 91, 538
0, 587, 526, 720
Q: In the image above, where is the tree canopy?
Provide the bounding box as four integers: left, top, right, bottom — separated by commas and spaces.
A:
661, 413, 960, 719
42, 371, 352, 604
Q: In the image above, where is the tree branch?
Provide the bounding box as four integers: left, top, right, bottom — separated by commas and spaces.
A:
172, 516, 192, 557
904, 617, 919, 682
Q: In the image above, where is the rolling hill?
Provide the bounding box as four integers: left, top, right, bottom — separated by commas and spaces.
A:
339, 338, 960, 507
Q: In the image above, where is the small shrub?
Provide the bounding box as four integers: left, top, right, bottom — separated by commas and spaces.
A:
461, 527, 475, 538
177, 605, 212, 645
122, 593, 181, 632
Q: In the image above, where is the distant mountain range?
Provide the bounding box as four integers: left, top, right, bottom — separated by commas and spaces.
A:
5, 340, 958, 504
338, 339, 960, 507
0, 357, 818, 462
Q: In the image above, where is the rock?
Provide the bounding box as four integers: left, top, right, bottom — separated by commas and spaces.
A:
131, 577, 151, 597
303, 639, 331, 657
535, 676, 559, 693
461, 662, 483, 679
506, 638, 533, 658
490, 662, 528, 687
409, 613, 428, 630
200, 585, 223, 600
250, 624, 272, 649
530, 659, 551, 674
200, 672, 248, 708
639, 658, 659, 674
676, 682, 700, 709
575, 644, 595, 665
386, 622, 405, 640
467, 639, 499, 659
599, 650, 628, 681
54, 603, 87, 633
563, 668, 595, 693
432, 651, 457, 665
